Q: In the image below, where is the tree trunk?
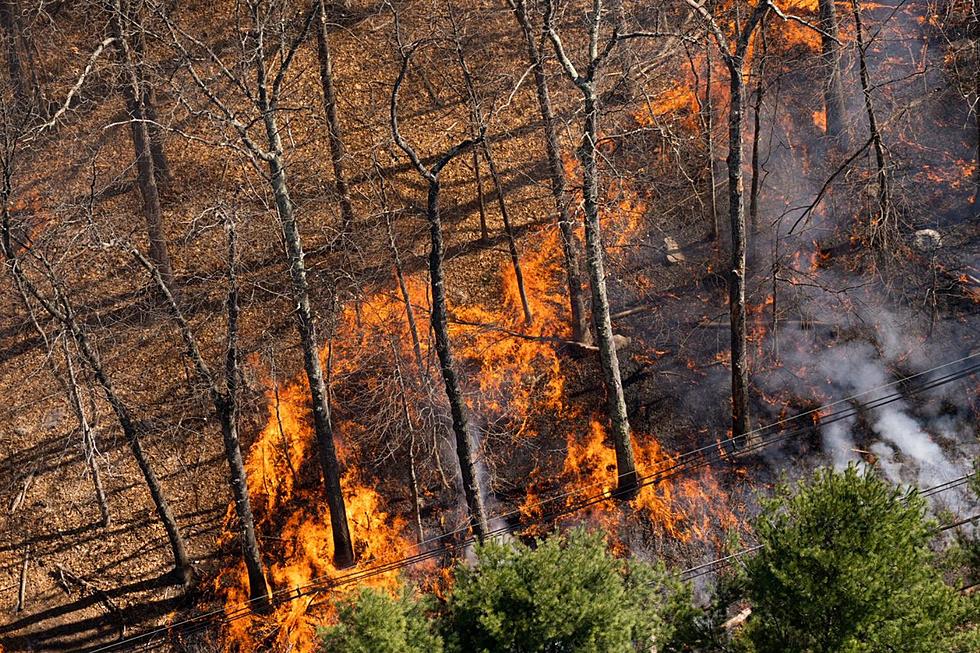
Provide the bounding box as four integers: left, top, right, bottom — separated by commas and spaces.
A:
581, 91, 638, 497
219, 222, 270, 608
62, 338, 111, 527
380, 175, 426, 375
704, 44, 720, 240
727, 65, 751, 443
262, 109, 355, 569
472, 142, 490, 242
511, 0, 589, 344
141, 223, 272, 608
0, 1, 26, 110
482, 139, 533, 326
218, 397, 271, 606
315, 0, 355, 237
426, 176, 489, 540
109, 1, 175, 291
70, 312, 191, 583
974, 5, 979, 201
749, 32, 767, 234
818, 0, 848, 146
850, 0, 890, 230
0, 233, 192, 582
142, 85, 172, 189
128, 9, 171, 187
390, 335, 425, 544
391, 40, 490, 539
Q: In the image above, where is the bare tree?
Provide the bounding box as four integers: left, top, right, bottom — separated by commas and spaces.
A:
818, 0, 847, 145
314, 0, 355, 237
0, 91, 190, 581
508, 0, 590, 344
61, 336, 111, 527
4, 244, 111, 527
128, 1, 172, 187
0, 237, 192, 584
849, 0, 891, 240
749, 23, 768, 233
390, 28, 490, 540
134, 219, 271, 609
159, 0, 355, 568
689, 32, 721, 240
108, 0, 175, 291
449, 2, 533, 326
684, 0, 771, 444
686, 0, 829, 442
543, 0, 641, 497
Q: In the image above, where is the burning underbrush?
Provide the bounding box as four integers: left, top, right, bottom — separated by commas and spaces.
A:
201, 2, 980, 648
208, 164, 745, 651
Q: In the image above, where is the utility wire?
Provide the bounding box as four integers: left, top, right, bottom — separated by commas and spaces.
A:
679, 494, 980, 581
85, 353, 980, 652
96, 471, 980, 652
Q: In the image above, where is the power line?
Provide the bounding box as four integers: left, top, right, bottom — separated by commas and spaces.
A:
86, 355, 980, 651
679, 473, 977, 582
101, 471, 980, 652
85, 353, 980, 652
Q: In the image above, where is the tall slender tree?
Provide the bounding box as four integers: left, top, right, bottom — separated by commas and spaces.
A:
818, 0, 847, 145
684, 0, 771, 444
0, 232, 192, 584
508, 0, 590, 344
0, 99, 190, 581
134, 219, 271, 610
543, 0, 642, 497
160, 0, 355, 568
849, 0, 891, 240
108, 0, 175, 291
391, 29, 490, 540
0, 1, 39, 113
127, 5, 171, 187
314, 0, 355, 237
450, 3, 533, 326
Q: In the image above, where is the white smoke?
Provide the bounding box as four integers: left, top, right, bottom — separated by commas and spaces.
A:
821, 415, 858, 470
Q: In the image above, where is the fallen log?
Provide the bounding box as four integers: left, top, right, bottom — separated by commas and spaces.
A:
9, 469, 35, 514
447, 316, 601, 353
15, 545, 29, 612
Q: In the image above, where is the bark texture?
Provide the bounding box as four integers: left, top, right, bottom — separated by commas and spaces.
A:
109, 0, 175, 291
581, 93, 638, 496
818, 0, 848, 145
315, 0, 355, 236
391, 45, 490, 539
542, 2, 639, 496
136, 227, 272, 609
511, 0, 590, 344
264, 131, 355, 569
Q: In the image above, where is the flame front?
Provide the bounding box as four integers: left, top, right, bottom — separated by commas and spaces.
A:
214, 374, 412, 652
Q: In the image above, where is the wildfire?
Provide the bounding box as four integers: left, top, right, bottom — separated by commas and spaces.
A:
209, 69, 750, 651
214, 366, 412, 652
632, 85, 700, 131
812, 108, 827, 133
521, 419, 739, 549
774, 0, 822, 52
454, 227, 567, 423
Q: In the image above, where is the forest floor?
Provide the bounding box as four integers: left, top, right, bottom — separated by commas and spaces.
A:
0, 2, 709, 650
0, 0, 978, 651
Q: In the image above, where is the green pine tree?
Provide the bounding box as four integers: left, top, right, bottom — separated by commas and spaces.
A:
742, 465, 972, 653
318, 586, 443, 653
446, 528, 695, 652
